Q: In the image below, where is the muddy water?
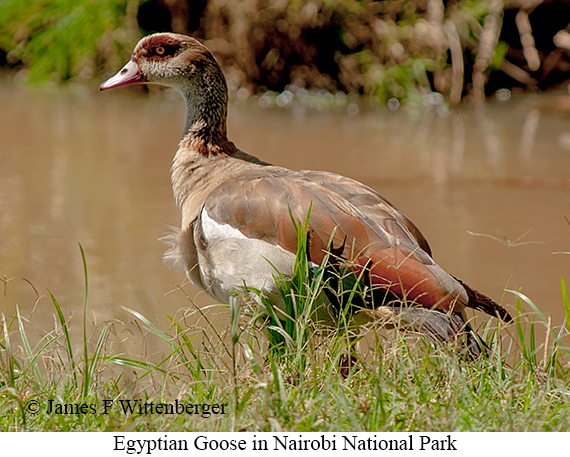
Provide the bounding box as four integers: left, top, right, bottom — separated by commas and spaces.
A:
1, 81, 569, 352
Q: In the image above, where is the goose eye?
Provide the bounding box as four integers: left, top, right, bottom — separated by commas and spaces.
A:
155, 46, 165, 55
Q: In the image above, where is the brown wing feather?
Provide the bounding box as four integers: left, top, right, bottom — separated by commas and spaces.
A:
204, 166, 509, 319
300, 170, 433, 256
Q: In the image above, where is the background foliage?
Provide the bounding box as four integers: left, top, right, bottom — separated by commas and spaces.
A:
1, 0, 570, 103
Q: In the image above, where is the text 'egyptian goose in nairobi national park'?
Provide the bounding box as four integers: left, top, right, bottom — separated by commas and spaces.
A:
100, 32, 512, 356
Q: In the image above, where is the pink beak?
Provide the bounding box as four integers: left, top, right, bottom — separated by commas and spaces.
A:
99, 57, 146, 91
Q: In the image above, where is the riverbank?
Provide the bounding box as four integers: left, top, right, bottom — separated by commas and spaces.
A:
1, 0, 570, 105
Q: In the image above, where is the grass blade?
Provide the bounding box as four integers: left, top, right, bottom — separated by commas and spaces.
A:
79, 243, 90, 398
47, 289, 77, 387
15, 306, 44, 385
107, 356, 153, 370
86, 323, 111, 392
122, 306, 176, 351
2, 314, 15, 387
167, 316, 202, 379
561, 277, 570, 346
506, 288, 563, 367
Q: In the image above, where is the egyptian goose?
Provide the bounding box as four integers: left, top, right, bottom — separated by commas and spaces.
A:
100, 33, 511, 355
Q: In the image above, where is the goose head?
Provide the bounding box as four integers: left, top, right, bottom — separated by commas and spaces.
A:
100, 33, 224, 92
100, 33, 231, 146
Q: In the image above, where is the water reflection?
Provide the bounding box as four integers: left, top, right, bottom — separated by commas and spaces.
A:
1, 81, 569, 354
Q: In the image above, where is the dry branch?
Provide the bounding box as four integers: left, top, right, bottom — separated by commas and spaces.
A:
473, 0, 504, 104
516, 10, 540, 70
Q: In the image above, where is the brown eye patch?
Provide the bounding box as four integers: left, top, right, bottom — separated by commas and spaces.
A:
149, 43, 179, 59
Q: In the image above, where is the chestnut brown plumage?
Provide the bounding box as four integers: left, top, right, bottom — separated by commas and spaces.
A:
100, 33, 511, 356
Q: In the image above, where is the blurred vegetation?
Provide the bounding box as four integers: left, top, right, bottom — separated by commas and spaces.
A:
0, 0, 139, 85
1, 0, 570, 103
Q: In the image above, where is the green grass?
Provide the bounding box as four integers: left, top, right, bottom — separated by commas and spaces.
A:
1, 240, 570, 432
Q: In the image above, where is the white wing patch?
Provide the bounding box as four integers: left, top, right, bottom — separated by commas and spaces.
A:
198, 207, 326, 308
201, 207, 248, 242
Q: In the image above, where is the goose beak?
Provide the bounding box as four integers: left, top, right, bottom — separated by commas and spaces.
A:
99, 57, 146, 91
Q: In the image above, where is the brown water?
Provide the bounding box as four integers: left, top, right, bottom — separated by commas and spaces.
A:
1, 81, 569, 352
